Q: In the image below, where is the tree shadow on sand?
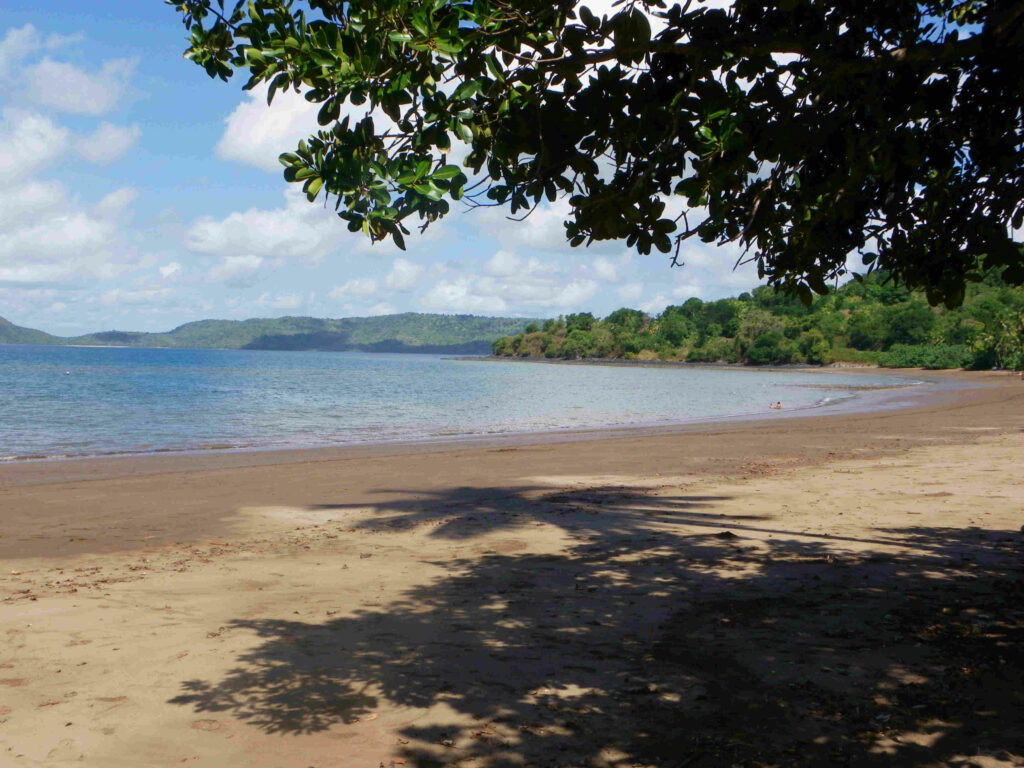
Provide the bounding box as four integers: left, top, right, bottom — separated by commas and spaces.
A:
170, 483, 1024, 766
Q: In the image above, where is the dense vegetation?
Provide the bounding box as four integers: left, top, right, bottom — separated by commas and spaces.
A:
492, 272, 1024, 370
0, 313, 537, 354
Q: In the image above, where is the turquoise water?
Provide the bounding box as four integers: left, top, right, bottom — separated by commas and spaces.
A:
0, 345, 912, 460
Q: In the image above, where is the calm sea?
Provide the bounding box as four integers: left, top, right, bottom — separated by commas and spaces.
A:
0, 345, 915, 461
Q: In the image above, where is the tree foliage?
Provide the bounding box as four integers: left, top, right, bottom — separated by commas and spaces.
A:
171, 0, 1023, 306
492, 271, 1024, 369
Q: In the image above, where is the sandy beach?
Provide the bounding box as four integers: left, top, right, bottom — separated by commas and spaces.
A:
1, 368, 1022, 767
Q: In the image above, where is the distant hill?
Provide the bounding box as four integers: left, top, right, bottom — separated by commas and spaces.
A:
0, 316, 62, 346
0, 313, 539, 354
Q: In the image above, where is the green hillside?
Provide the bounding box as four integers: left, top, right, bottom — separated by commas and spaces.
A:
492, 271, 1024, 370
0, 316, 62, 346
0, 313, 538, 354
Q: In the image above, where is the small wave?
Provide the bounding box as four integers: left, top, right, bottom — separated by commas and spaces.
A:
0, 453, 70, 462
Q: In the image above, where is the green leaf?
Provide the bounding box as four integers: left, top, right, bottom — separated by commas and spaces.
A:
432, 164, 461, 180
305, 177, 323, 200
452, 79, 481, 101
627, 8, 651, 47
453, 120, 473, 144
413, 183, 444, 201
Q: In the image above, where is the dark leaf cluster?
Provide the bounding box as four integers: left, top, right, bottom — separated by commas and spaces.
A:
171, 0, 1024, 306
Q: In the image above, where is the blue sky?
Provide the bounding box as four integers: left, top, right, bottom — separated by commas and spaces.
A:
0, 0, 762, 335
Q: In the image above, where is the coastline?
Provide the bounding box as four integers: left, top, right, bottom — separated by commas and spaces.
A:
1, 368, 1021, 767
0, 364, 949, 469
454, 353, 882, 371
0, 368, 1009, 549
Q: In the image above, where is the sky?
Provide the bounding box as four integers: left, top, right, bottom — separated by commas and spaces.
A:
0, 1, 763, 336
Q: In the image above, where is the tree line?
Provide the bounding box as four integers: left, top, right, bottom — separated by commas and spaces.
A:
492, 272, 1024, 370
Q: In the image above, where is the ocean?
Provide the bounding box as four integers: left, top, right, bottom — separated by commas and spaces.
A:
0, 345, 916, 461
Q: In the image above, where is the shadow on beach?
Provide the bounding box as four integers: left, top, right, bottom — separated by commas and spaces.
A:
170, 483, 1024, 766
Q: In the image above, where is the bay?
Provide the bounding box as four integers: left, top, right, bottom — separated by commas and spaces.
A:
0, 345, 915, 461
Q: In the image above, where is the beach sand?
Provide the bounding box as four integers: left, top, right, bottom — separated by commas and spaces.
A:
1, 369, 1022, 767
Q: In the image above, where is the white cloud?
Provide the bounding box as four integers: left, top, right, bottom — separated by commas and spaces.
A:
0, 180, 64, 227
476, 198, 571, 251
0, 108, 69, 183
420, 276, 509, 313
419, 251, 599, 314
0, 146, 141, 287
0, 25, 82, 79
591, 256, 620, 283
548, 279, 599, 306
0, 40, 147, 298
76, 122, 141, 164
101, 287, 173, 307
269, 293, 303, 310
329, 277, 379, 299
0, 218, 134, 283
475, 274, 598, 308
207, 255, 263, 284
252, 292, 307, 311
0, 212, 115, 271
24, 57, 136, 115
186, 187, 343, 263
187, 186, 443, 272
159, 262, 182, 279
617, 282, 643, 303
93, 186, 138, 220
215, 80, 450, 176
364, 302, 395, 316
474, 198, 623, 256
486, 250, 520, 277
0, 25, 42, 78
640, 293, 671, 315
385, 257, 424, 290
671, 283, 703, 300
215, 82, 321, 173
665, 240, 762, 297
0, 264, 78, 284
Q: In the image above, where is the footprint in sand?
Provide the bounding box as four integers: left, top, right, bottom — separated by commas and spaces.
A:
190, 719, 223, 732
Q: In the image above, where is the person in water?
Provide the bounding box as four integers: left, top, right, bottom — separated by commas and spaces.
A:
769, 401, 782, 410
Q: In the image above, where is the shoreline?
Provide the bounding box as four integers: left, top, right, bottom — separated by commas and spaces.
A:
0, 368, 1014, 552
1, 369, 1022, 767
454, 353, 884, 371
0, 365, 954, 472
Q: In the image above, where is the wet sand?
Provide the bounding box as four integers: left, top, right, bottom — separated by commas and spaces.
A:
1, 369, 1022, 767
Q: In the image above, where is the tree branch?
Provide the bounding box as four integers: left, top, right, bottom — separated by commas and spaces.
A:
533, 31, 995, 78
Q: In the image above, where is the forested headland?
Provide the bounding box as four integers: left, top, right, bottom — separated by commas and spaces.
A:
492, 272, 1024, 370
